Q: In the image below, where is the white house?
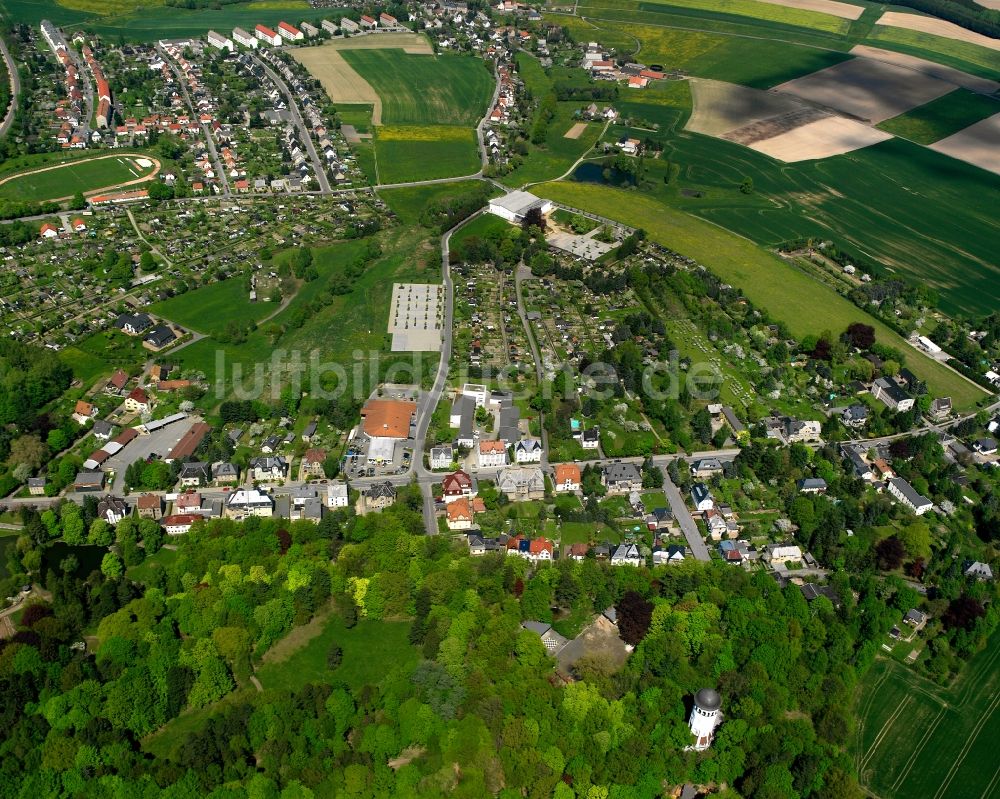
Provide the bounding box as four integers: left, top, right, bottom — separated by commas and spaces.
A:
554, 463, 581, 492
872, 377, 914, 412
478, 440, 508, 468
207, 30, 233, 51
515, 438, 542, 463
226, 489, 274, 519
765, 543, 802, 564
610, 543, 643, 567
277, 21, 303, 41
255, 24, 281, 46
162, 513, 201, 535
691, 483, 714, 512
430, 445, 454, 470
233, 27, 258, 48
887, 477, 932, 515
321, 19, 338, 34
326, 482, 349, 508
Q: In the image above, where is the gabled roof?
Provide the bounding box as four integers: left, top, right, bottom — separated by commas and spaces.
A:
554, 463, 581, 483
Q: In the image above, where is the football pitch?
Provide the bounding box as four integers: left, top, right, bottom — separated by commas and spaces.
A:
854, 633, 1000, 799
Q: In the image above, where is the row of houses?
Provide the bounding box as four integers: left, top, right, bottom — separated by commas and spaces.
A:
465, 532, 688, 566
81, 44, 112, 128
40, 21, 89, 148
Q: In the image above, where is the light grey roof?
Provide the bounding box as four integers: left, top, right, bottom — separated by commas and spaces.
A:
695, 687, 721, 711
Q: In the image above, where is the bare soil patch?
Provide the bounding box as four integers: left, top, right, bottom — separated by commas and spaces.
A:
686, 77, 808, 136
259, 598, 338, 666
774, 57, 953, 123
876, 11, 1000, 52
749, 115, 893, 161
556, 615, 629, 673
755, 0, 864, 20
316, 32, 433, 54
849, 44, 1000, 94
974, 0, 1000, 9
291, 47, 383, 124
723, 106, 830, 145
930, 111, 1000, 176
564, 122, 588, 139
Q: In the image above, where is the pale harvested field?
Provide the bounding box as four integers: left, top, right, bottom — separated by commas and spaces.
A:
292, 47, 382, 123
974, 0, 1000, 9
686, 77, 808, 136
876, 11, 1000, 52
774, 57, 953, 123
564, 122, 588, 139
930, 111, 1000, 176
749, 115, 893, 161
849, 45, 1000, 94
291, 34, 434, 125
755, 0, 863, 20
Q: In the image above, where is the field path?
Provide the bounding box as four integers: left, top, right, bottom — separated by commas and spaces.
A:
0, 153, 162, 203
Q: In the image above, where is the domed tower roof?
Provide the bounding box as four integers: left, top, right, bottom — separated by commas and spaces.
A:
695, 688, 721, 711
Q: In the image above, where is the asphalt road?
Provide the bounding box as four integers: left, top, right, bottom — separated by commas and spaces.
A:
0, 35, 20, 138
252, 53, 331, 194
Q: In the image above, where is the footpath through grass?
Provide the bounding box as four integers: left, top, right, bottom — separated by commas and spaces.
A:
535, 181, 988, 409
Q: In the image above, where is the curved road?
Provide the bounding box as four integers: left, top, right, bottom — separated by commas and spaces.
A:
0, 35, 20, 139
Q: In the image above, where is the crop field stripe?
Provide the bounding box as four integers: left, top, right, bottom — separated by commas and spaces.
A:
982, 762, 1000, 799
860, 695, 912, 772
890, 706, 947, 792
932, 692, 1000, 799
854, 664, 894, 769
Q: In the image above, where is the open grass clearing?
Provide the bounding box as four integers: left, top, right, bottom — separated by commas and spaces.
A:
342, 49, 493, 127
535, 180, 988, 408
878, 89, 1000, 143
151, 275, 277, 336
375, 130, 481, 183
876, 10, 1000, 53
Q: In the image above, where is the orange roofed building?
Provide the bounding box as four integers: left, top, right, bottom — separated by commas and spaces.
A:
554, 463, 581, 492
360, 398, 416, 440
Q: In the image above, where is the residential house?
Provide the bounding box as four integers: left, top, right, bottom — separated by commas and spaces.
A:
450, 394, 476, 448
506, 535, 554, 562
302, 448, 327, 478
136, 493, 163, 519
610, 543, 643, 567
690, 483, 714, 512
927, 397, 952, 421
326, 482, 349, 508
40, 223, 59, 239
115, 312, 153, 336
690, 458, 723, 479
576, 427, 600, 449
974, 437, 998, 456
363, 482, 396, 512
764, 415, 822, 445
478, 440, 508, 468
225, 489, 274, 519
260, 435, 282, 454
232, 27, 258, 48
872, 377, 914, 412
963, 561, 994, 581
554, 462, 581, 492
841, 404, 868, 429
703, 509, 728, 540
27, 478, 46, 496
430, 445, 454, 470
250, 456, 288, 482
178, 462, 209, 487
124, 388, 151, 414
887, 477, 932, 515
719, 539, 750, 565
652, 544, 686, 565
800, 583, 842, 607
497, 467, 545, 500
92, 420, 114, 441
97, 495, 129, 525
602, 461, 642, 493
446, 497, 475, 530
903, 608, 928, 633
277, 21, 303, 41
646, 507, 672, 532
301, 421, 317, 442
797, 477, 828, 494
162, 513, 201, 535
212, 461, 239, 485
564, 542, 590, 561
106, 369, 129, 395
514, 438, 542, 463
255, 24, 281, 46
175, 491, 202, 513
765, 543, 803, 564
72, 400, 97, 424
442, 470, 474, 503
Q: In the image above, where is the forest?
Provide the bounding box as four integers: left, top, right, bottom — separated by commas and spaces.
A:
2, 472, 972, 799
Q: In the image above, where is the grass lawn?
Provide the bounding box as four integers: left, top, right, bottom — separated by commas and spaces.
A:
853, 631, 1000, 799
256, 616, 416, 692
375, 128, 481, 183
877, 89, 1000, 144
125, 547, 178, 583
58, 345, 114, 384
0, 154, 156, 202
450, 211, 514, 250
341, 50, 494, 127
151, 276, 276, 335
380, 179, 499, 225
558, 521, 619, 545
535, 181, 988, 409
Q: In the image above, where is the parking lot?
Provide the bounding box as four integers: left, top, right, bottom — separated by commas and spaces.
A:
342, 434, 414, 480
102, 417, 201, 491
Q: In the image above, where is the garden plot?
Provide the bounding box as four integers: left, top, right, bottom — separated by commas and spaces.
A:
564, 122, 588, 139
748, 115, 893, 161
773, 57, 954, 124
849, 45, 1000, 94
875, 11, 1000, 53
930, 112, 1000, 177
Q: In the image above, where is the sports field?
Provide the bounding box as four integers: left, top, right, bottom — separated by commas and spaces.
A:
341, 49, 493, 127
854, 633, 1000, 799
0, 153, 158, 202
878, 89, 1000, 144
534, 181, 988, 408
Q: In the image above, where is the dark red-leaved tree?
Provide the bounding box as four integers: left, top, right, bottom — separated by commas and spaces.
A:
943, 596, 985, 631
875, 536, 907, 571
844, 322, 876, 350
616, 590, 654, 646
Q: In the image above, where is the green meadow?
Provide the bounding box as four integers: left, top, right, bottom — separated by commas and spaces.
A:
878, 89, 1000, 144
151, 276, 277, 336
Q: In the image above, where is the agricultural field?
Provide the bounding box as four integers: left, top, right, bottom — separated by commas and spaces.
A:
150, 277, 275, 336
0, 153, 158, 202
534, 181, 988, 408
630, 0, 856, 34
341, 50, 493, 127
853, 633, 1000, 799
375, 132, 481, 183
878, 89, 1000, 143
865, 24, 1000, 78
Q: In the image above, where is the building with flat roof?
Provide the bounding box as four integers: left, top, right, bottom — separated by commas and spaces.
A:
488, 190, 553, 224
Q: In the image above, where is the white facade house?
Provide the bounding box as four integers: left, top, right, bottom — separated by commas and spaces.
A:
300, 21, 319, 37
765, 544, 803, 564
430, 445, 454, 470
207, 30, 233, 51
255, 24, 282, 46
478, 440, 508, 468
887, 477, 933, 515
277, 21, 303, 41
321, 19, 338, 34
689, 688, 722, 751
515, 438, 542, 463
226, 489, 274, 518
691, 483, 714, 512
326, 482, 349, 508
872, 377, 915, 412
233, 27, 258, 48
